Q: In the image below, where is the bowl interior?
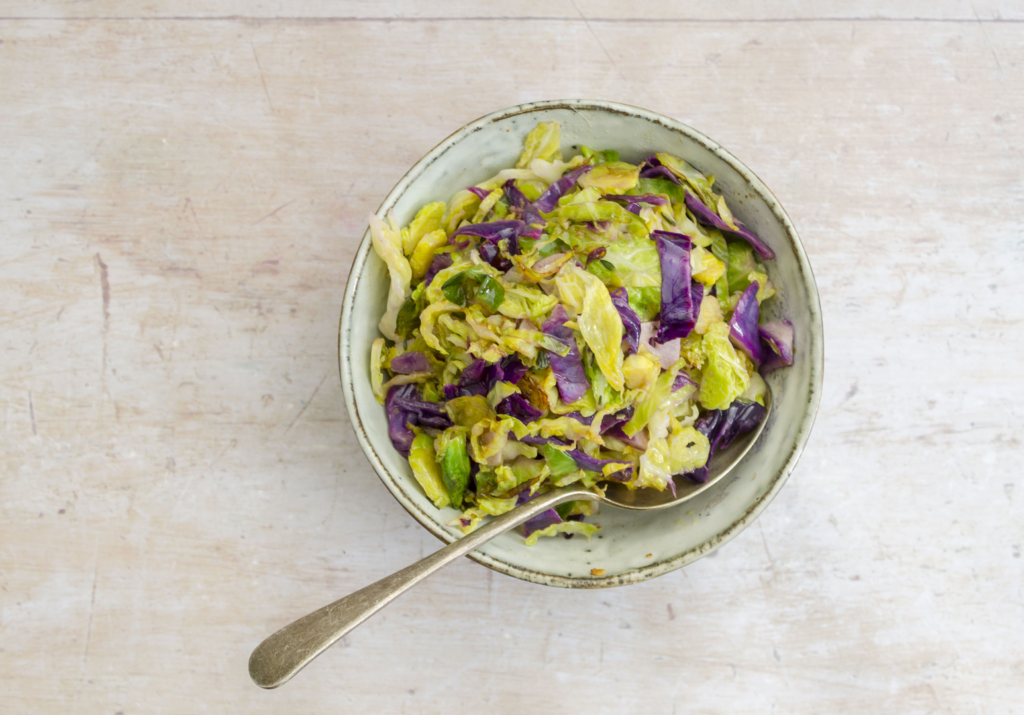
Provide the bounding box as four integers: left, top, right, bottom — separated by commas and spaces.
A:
340, 100, 822, 588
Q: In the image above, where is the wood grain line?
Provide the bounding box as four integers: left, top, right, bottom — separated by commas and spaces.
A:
1, 16, 1023, 23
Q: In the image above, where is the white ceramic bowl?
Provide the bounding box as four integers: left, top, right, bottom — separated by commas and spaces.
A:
339, 100, 823, 588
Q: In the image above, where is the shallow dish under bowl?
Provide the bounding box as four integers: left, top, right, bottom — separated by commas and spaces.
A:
339, 99, 822, 588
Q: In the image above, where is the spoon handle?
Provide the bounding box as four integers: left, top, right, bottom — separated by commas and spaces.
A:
248, 485, 594, 689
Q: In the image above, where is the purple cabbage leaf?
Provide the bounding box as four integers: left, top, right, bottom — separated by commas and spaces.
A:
727, 282, 765, 365
389, 350, 432, 375
682, 400, 767, 484
385, 384, 452, 457
452, 355, 528, 398
534, 165, 593, 213
541, 305, 590, 403
602, 193, 670, 206
684, 191, 775, 260
609, 287, 642, 354
449, 219, 525, 258
652, 231, 699, 344
565, 451, 632, 480
503, 179, 544, 238
496, 393, 543, 423
423, 253, 453, 287
758, 320, 795, 372
638, 156, 681, 184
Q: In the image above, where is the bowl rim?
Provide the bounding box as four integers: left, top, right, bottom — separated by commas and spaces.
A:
339, 99, 823, 588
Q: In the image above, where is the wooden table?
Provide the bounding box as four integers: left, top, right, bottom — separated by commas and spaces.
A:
3, 3, 1022, 712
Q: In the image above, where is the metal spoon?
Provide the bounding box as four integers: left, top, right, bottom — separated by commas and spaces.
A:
249, 388, 771, 688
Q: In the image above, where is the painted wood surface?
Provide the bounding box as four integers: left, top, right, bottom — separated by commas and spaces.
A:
1, 3, 1022, 713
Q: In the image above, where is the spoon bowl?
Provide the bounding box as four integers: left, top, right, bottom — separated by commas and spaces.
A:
603, 388, 772, 510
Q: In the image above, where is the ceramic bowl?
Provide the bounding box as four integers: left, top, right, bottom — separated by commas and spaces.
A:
339, 100, 823, 588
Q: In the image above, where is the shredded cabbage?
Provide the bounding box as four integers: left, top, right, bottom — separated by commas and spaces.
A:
404, 202, 446, 256
366, 122, 788, 545
556, 264, 625, 392
517, 122, 562, 168
370, 212, 412, 340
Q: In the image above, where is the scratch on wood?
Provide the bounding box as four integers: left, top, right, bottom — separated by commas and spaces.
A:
95, 253, 110, 329
285, 371, 329, 434
486, 567, 494, 611
971, 3, 1005, 73
83, 553, 99, 668
758, 521, 776, 570
185, 196, 200, 228
251, 42, 274, 111
170, 440, 236, 518
253, 198, 296, 225
28, 390, 36, 435
842, 380, 859, 404
570, 0, 629, 85
95, 253, 110, 383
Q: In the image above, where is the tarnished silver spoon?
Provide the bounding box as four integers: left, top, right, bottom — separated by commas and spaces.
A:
249, 388, 771, 689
